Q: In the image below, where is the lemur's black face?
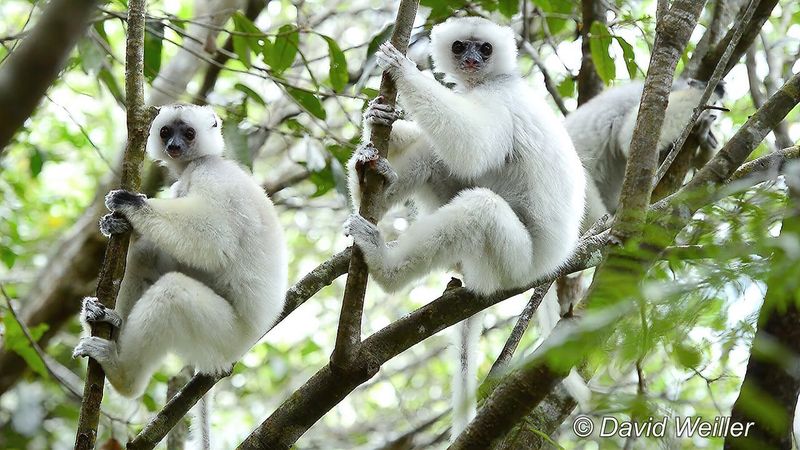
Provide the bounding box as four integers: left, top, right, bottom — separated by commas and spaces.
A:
450, 39, 493, 73
159, 120, 197, 159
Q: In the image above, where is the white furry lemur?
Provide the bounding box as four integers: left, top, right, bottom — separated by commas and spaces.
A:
344, 17, 586, 438
73, 104, 287, 398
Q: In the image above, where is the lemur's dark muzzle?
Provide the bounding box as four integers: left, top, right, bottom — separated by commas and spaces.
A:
165, 137, 184, 158
460, 45, 483, 71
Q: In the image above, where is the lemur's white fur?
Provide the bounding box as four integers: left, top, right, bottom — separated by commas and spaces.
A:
345, 17, 585, 439
73, 104, 287, 398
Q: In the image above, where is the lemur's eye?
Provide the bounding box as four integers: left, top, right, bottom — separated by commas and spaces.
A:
185, 128, 196, 141
451, 40, 465, 54
159, 126, 170, 139
480, 42, 492, 57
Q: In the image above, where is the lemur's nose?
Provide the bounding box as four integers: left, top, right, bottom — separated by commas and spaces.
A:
167, 143, 180, 151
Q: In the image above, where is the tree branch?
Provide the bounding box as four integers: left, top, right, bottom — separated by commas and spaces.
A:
758, 31, 795, 150
237, 229, 607, 449
74, 0, 151, 447
694, 0, 780, 81
685, 0, 748, 75
654, 0, 759, 186
611, 0, 708, 240
485, 284, 552, 380
233, 71, 799, 448
331, 0, 419, 366
194, 0, 268, 105
653, 0, 765, 201
728, 145, 800, 184
0, 0, 98, 153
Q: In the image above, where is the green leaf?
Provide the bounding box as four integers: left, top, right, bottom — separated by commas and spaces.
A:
557, 76, 575, 98
420, 0, 458, 23
331, 157, 348, 197
322, 35, 349, 92
533, 0, 574, 35
283, 118, 310, 134
29, 147, 44, 178
232, 34, 252, 69
223, 105, 252, 169
3, 313, 49, 379
307, 166, 336, 197
589, 22, 615, 84
0, 245, 16, 269
477, 0, 498, 12
144, 19, 164, 83
234, 83, 266, 106
267, 25, 299, 74
367, 23, 394, 58
286, 87, 326, 120
232, 12, 264, 69
614, 36, 638, 79
360, 87, 379, 99
98, 67, 124, 104
142, 393, 158, 411
232, 12, 264, 52
77, 38, 104, 75
327, 144, 352, 166
498, 0, 519, 18
673, 342, 703, 369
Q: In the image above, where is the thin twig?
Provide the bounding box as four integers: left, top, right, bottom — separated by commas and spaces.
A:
518, 40, 568, 115
486, 282, 554, 379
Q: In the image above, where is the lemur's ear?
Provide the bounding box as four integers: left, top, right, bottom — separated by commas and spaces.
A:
212, 118, 219, 128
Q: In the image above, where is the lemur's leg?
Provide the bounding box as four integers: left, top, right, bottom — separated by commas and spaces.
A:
345, 187, 534, 295
74, 272, 239, 398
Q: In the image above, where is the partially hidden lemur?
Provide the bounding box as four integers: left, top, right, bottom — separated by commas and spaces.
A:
73, 104, 287, 398
344, 17, 586, 438
567, 79, 725, 228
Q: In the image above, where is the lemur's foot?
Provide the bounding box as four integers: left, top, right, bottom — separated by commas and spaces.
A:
99, 213, 132, 237
73, 336, 115, 362
353, 143, 398, 187
81, 296, 122, 329
364, 96, 401, 127
344, 214, 382, 249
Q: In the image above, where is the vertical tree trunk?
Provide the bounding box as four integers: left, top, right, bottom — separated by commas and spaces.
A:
577, 0, 607, 106
74, 0, 151, 447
